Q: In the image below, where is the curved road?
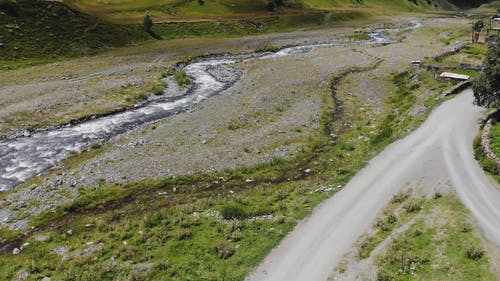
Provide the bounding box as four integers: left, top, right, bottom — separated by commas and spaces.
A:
246, 89, 500, 281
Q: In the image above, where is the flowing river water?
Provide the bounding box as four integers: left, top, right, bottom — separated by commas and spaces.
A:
0, 21, 422, 192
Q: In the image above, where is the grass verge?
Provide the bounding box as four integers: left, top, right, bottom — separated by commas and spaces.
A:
376, 194, 495, 281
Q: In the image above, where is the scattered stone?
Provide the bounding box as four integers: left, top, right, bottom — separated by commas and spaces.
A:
53, 246, 68, 257
66, 229, 73, 235
304, 169, 311, 173
42, 277, 51, 281
313, 185, 336, 193
12, 248, 21, 255
131, 262, 154, 274
248, 214, 274, 222
14, 268, 29, 281
203, 210, 220, 218
245, 179, 254, 183
35, 235, 49, 242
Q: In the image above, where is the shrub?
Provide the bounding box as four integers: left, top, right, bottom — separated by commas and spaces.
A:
221, 204, 248, 220
174, 228, 192, 240
255, 45, 280, 53
403, 199, 421, 213
466, 245, 484, 260
174, 70, 190, 88
133, 93, 149, 102
391, 190, 411, 204
152, 85, 164, 96
213, 241, 235, 259
161, 68, 175, 77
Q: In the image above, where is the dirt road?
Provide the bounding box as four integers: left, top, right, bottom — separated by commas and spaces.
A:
246, 89, 500, 281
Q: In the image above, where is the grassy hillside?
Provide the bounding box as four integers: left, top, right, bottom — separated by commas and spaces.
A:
64, 0, 441, 23
0, 0, 148, 62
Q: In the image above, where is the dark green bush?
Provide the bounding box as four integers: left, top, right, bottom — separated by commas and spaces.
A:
213, 241, 235, 259
221, 204, 248, 220
466, 245, 484, 260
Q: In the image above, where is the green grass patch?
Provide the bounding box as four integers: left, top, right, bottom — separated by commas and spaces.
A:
376, 194, 496, 281
358, 189, 421, 259
489, 121, 500, 157
346, 32, 371, 41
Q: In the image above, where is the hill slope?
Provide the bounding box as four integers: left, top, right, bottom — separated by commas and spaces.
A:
63, 0, 495, 23
0, 0, 148, 61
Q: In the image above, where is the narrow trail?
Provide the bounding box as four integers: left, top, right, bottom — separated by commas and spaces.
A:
246, 90, 500, 281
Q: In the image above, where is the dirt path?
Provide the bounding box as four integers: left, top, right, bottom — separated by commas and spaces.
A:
246, 90, 500, 281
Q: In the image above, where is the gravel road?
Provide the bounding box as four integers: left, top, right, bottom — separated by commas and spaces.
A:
246, 89, 500, 281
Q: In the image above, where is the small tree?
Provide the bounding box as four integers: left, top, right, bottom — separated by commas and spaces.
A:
143, 14, 153, 34
267, 0, 276, 11
473, 44, 500, 107
473, 20, 484, 32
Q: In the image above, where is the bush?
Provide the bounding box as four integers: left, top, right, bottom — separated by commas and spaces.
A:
152, 85, 165, 96
174, 70, 190, 88
466, 245, 484, 260
403, 199, 421, 213
161, 68, 176, 78
391, 190, 411, 204
221, 204, 248, 220
133, 93, 149, 102
174, 228, 192, 240
255, 45, 280, 53
213, 241, 235, 259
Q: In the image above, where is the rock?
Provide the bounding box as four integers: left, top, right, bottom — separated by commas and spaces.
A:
12, 248, 21, 255
35, 235, 49, 242
131, 262, 154, 274
304, 169, 311, 173
53, 246, 68, 257
14, 268, 29, 281
66, 229, 73, 235
42, 277, 51, 281
22, 130, 30, 137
